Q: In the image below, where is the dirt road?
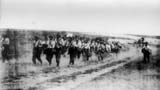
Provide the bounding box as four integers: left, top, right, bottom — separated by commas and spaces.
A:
0, 45, 158, 90
75, 46, 160, 90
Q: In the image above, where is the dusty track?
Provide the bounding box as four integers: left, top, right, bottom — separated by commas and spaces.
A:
0, 45, 158, 90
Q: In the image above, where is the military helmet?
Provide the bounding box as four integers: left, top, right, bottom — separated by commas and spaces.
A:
49, 35, 53, 39
34, 36, 39, 40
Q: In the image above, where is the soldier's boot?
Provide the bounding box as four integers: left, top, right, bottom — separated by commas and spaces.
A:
37, 57, 43, 65
56, 54, 60, 67
56, 60, 60, 67
147, 55, 150, 63
32, 56, 36, 64
46, 56, 50, 65
78, 53, 81, 59
98, 55, 101, 61
101, 54, 103, 60
69, 60, 72, 65
143, 56, 147, 63
49, 58, 52, 66
72, 59, 75, 65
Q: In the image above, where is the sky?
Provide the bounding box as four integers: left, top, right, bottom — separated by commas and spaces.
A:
0, 0, 160, 36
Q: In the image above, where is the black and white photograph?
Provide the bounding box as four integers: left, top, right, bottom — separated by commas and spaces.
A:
0, 0, 160, 90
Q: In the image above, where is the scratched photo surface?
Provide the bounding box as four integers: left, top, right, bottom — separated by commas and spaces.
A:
0, 0, 160, 90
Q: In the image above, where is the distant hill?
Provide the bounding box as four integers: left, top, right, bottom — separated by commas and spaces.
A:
126, 34, 160, 39
0, 28, 135, 40
0, 28, 159, 60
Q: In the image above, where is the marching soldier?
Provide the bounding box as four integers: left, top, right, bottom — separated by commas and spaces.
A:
68, 39, 77, 66
45, 36, 56, 65
55, 37, 62, 67
77, 39, 82, 59
46, 36, 56, 49
32, 36, 43, 64
141, 42, 152, 63
59, 37, 67, 56
1, 35, 10, 62
84, 41, 91, 61
97, 43, 104, 61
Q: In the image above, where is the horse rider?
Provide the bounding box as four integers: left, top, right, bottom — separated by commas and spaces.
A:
32, 36, 43, 64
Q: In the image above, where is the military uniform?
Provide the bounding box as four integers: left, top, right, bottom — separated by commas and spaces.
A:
86, 42, 91, 60
141, 44, 151, 63
97, 44, 104, 61
55, 39, 62, 67
1, 37, 10, 62
76, 40, 82, 59
68, 40, 77, 65
45, 39, 56, 65
32, 39, 42, 64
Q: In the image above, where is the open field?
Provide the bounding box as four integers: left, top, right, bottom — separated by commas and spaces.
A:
0, 29, 160, 90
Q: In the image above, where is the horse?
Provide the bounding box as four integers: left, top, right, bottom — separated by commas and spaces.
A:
54, 42, 64, 67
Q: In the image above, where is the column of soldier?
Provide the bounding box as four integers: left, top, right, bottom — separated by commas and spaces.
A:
32, 34, 122, 67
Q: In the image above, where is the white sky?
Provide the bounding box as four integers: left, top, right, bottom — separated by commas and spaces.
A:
0, 0, 160, 36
